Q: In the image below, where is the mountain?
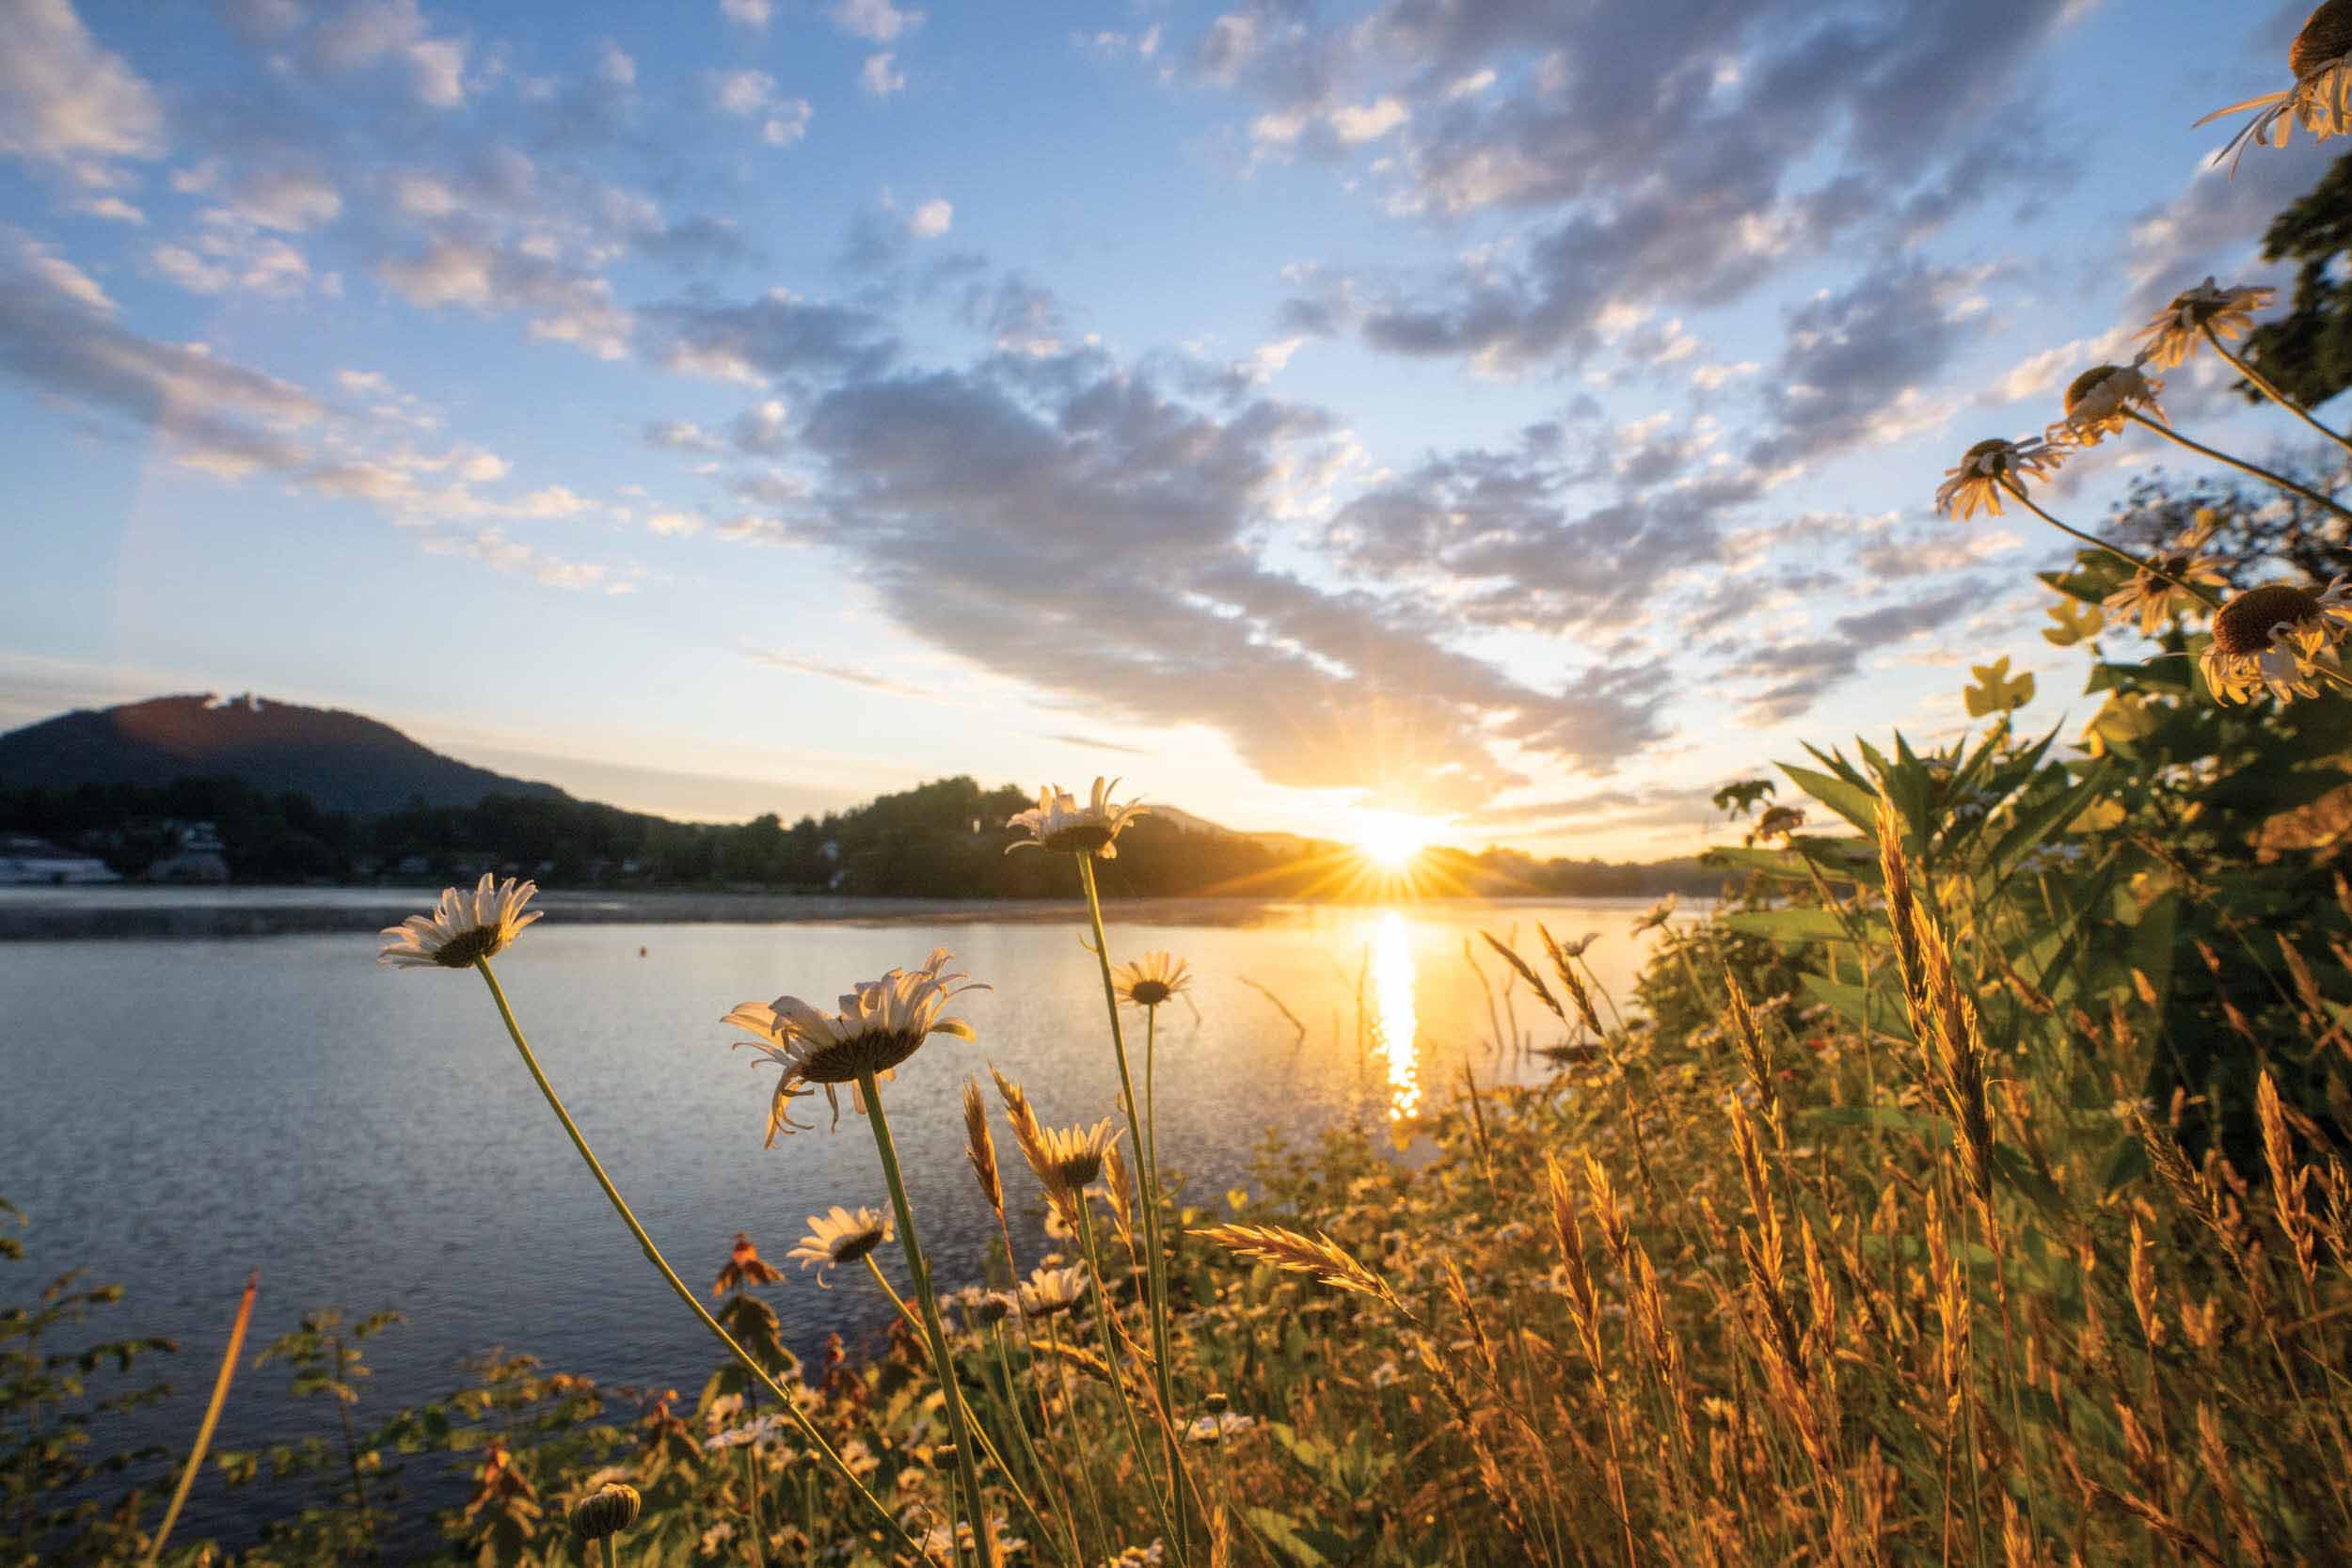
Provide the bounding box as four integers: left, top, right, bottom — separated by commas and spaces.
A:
0, 694, 566, 814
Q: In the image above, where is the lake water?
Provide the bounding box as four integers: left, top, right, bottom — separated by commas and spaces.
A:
0, 896, 1673, 1541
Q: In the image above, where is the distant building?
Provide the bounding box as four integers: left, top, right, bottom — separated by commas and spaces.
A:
0, 833, 123, 886
146, 821, 230, 883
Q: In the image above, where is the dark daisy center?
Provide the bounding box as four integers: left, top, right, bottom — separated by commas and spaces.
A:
1044, 823, 1117, 854
1128, 980, 1172, 1006
1962, 438, 2015, 475
2294, 1, 2352, 78
830, 1228, 886, 1266
432, 926, 507, 968
1052, 1150, 1107, 1188
2214, 583, 2322, 656
801, 1028, 927, 1084
2064, 365, 2123, 413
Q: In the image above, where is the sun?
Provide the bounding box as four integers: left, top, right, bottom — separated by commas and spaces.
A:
1351, 810, 1442, 870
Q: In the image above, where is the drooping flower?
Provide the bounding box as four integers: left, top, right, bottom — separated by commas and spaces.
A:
2103, 519, 2229, 637
1018, 1263, 1091, 1320
377, 873, 542, 969
2049, 363, 2167, 447
787, 1206, 895, 1284
1006, 777, 1149, 858
568, 1481, 641, 1541
1632, 895, 1678, 934
1112, 951, 1193, 1008
2197, 0, 2352, 172
713, 1231, 785, 1295
723, 950, 984, 1140
1933, 437, 2065, 520
947, 1285, 1017, 1329
2138, 277, 2277, 368
1025, 1117, 1122, 1199
2200, 578, 2352, 703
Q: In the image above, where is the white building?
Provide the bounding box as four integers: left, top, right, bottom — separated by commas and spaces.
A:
0, 833, 123, 886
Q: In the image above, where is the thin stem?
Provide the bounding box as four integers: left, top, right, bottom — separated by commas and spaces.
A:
860, 1069, 996, 1568
142, 1270, 257, 1567
2207, 325, 2352, 453
1074, 854, 1188, 1547
1077, 1200, 1188, 1562
1998, 481, 2225, 607
469, 959, 923, 1563
2125, 409, 2352, 522
861, 1257, 1062, 1566
741, 1446, 768, 1568
601, 1537, 620, 1568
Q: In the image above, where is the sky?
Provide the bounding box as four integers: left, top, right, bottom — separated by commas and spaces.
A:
0, 0, 2341, 860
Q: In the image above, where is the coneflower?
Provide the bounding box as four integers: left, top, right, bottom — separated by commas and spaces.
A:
2137, 277, 2275, 368
712, 1231, 784, 1295
2048, 361, 2166, 447
1933, 436, 2063, 520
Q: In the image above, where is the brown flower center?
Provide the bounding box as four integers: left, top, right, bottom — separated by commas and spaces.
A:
1127, 979, 1173, 1007
830, 1227, 886, 1266
432, 925, 508, 968
2064, 365, 2124, 413
2213, 583, 2322, 656
1050, 1149, 1107, 1189
1961, 437, 2015, 473
1043, 823, 1116, 854
2294, 0, 2352, 78
799, 1028, 927, 1084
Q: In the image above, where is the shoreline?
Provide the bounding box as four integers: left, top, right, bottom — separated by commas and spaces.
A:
0, 885, 1678, 940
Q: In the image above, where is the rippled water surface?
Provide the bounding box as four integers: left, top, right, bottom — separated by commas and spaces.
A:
0, 897, 1677, 1536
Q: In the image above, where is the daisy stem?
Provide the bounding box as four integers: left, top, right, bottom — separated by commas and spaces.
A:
741, 1446, 768, 1568
1076, 1199, 1188, 1565
601, 1539, 620, 1568
1996, 482, 2224, 608
1073, 854, 1188, 1547
468, 958, 925, 1564
858, 1069, 996, 1568
2124, 409, 2352, 523
2205, 325, 2352, 454
859, 1256, 1061, 1567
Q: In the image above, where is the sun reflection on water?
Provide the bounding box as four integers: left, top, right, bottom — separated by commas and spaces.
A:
1368, 910, 1420, 1117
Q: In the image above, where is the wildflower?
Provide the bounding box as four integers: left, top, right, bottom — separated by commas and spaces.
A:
703, 1415, 787, 1450
1934, 436, 2064, 520
713, 1231, 785, 1295
1104, 1544, 1168, 1568
2049, 362, 2167, 447
1184, 1411, 1258, 1445
919, 1517, 1026, 1566
377, 873, 541, 969
2198, 0, 2352, 171
723, 949, 985, 1140
1006, 776, 1149, 858
2201, 579, 2352, 703
1554, 932, 1598, 958
569, 1481, 641, 1540
1018, 1263, 1091, 1320
1746, 805, 1804, 846
2138, 277, 2276, 368
1112, 951, 1192, 1008
1028, 1117, 1122, 1198
2103, 520, 2228, 636
787, 1206, 895, 1285
1632, 895, 1677, 934
950, 1286, 1017, 1329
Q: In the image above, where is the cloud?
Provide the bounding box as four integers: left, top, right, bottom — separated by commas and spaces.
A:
745, 647, 931, 695
720, 0, 771, 27
860, 52, 907, 98
640, 291, 899, 385
306, 0, 469, 109
416, 525, 641, 593
0, 0, 166, 183
149, 230, 311, 297
833, 0, 921, 43
644, 420, 723, 453
376, 237, 633, 359
0, 230, 322, 477
902, 198, 956, 240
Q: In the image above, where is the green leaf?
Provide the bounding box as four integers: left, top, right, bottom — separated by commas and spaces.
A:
1716, 909, 1870, 944
1247, 1509, 1337, 1568
1964, 656, 2036, 717
1799, 972, 1914, 1042
1779, 765, 1880, 834
1987, 762, 2111, 879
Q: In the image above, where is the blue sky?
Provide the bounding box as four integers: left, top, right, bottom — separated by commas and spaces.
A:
0, 0, 2340, 856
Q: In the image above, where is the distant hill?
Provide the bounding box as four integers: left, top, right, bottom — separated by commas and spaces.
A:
0, 694, 566, 814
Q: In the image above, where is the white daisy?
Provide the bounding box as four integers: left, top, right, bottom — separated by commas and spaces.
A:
1024, 1117, 1123, 1199
2049, 362, 2167, 447
1006, 777, 1149, 859
787, 1205, 895, 1285
377, 873, 541, 969
1111, 951, 1192, 1008
723, 950, 985, 1141
1631, 895, 1678, 934
2201, 578, 2352, 704
1933, 437, 2065, 520
2198, 0, 2352, 172
1017, 1263, 1091, 1321
2137, 277, 2277, 369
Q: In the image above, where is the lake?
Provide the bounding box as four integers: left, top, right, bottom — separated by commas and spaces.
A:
0, 895, 1676, 1542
